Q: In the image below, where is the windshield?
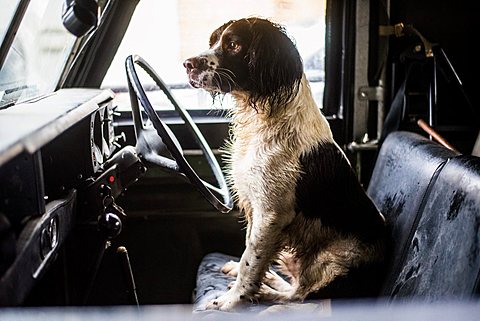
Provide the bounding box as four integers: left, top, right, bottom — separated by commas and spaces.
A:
0, 0, 21, 46
0, 0, 77, 108
102, 0, 326, 111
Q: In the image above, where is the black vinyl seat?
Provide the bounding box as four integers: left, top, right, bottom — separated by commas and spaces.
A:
367, 131, 458, 295
389, 155, 480, 300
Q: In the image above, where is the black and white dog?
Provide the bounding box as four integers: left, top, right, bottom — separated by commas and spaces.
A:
184, 17, 387, 311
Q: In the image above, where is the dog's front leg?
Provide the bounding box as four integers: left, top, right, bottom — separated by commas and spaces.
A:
220, 206, 253, 278
206, 209, 289, 311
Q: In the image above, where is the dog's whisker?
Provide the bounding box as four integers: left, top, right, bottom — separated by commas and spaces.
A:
215, 69, 236, 84
215, 70, 238, 91
217, 67, 236, 78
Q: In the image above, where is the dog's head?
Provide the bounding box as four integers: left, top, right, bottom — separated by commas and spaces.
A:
184, 18, 303, 112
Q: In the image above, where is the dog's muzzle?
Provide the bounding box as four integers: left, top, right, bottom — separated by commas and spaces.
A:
183, 56, 213, 89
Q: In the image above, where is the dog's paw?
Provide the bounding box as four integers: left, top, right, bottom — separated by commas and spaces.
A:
264, 270, 293, 293
221, 260, 239, 276
205, 290, 245, 311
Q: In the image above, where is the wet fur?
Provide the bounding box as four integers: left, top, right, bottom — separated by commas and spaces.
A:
184, 17, 386, 311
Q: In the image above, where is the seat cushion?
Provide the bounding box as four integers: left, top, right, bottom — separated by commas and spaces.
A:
390, 156, 480, 300
193, 252, 287, 313
367, 131, 457, 295
193, 252, 238, 311
193, 252, 333, 317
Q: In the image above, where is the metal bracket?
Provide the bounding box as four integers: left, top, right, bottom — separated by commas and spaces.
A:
358, 86, 384, 101
379, 23, 405, 37
379, 23, 433, 58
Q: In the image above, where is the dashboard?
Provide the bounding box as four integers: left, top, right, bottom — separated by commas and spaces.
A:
0, 88, 117, 305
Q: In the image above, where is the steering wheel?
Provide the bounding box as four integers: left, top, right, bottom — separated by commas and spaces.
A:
125, 54, 232, 213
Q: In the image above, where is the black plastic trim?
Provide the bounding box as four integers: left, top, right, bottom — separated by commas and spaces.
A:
0, 190, 77, 306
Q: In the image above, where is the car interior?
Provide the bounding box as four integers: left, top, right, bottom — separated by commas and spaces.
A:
0, 0, 479, 319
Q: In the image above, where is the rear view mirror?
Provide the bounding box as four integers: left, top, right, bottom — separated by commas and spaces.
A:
62, 0, 99, 37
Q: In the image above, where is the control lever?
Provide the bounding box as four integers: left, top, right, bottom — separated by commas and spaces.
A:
80, 146, 144, 304
84, 194, 130, 304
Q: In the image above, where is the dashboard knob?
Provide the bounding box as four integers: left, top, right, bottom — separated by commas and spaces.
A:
97, 212, 122, 240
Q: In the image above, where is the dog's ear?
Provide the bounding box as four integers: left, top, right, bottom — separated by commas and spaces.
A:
246, 18, 303, 114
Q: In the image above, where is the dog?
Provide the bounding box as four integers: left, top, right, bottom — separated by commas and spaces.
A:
184, 17, 387, 311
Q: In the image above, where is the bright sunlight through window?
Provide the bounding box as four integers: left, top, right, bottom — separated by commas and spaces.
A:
102, 0, 326, 110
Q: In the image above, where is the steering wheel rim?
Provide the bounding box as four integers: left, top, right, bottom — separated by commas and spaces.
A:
125, 54, 232, 213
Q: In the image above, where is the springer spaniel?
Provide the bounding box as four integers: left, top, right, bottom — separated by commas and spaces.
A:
184, 17, 387, 311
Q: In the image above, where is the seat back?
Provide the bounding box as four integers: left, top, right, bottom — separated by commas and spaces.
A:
389, 155, 480, 300
367, 131, 457, 295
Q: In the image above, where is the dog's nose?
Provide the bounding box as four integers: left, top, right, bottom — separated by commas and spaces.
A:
183, 57, 206, 72
183, 58, 195, 71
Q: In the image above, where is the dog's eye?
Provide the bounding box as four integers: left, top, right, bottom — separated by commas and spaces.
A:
227, 41, 240, 52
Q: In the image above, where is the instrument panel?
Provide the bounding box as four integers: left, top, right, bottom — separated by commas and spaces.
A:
41, 96, 116, 201
0, 89, 117, 305
91, 102, 116, 172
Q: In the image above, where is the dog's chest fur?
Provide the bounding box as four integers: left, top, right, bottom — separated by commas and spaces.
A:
228, 76, 333, 219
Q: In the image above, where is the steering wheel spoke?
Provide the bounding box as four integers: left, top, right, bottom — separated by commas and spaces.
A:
125, 54, 233, 213
141, 150, 180, 172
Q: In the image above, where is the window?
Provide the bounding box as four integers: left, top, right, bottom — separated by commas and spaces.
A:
0, 0, 21, 46
0, 0, 77, 108
102, 0, 326, 110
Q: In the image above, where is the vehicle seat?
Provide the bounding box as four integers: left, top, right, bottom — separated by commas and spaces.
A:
367, 131, 458, 295
388, 155, 480, 300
